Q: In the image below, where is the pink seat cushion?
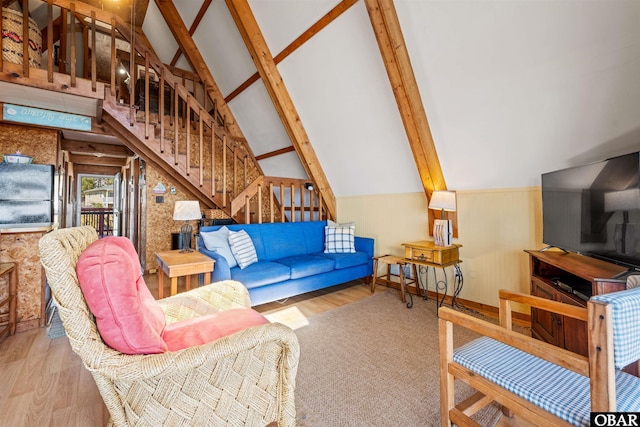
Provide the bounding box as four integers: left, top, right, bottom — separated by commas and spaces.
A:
77, 236, 168, 355
163, 308, 269, 351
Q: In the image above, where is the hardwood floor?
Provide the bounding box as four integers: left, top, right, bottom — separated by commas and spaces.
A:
0, 275, 376, 427
0, 274, 525, 426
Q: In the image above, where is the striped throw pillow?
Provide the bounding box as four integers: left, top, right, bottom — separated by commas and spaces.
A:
324, 226, 356, 253
228, 230, 258, 269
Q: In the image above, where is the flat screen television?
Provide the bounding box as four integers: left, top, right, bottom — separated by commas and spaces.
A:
542, 151, 640, 272
0, 163, 54, 228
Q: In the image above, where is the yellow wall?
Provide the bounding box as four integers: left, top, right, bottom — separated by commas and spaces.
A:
337, 188, 543, 311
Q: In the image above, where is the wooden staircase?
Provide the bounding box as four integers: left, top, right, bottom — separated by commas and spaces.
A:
6, 0, 331, 224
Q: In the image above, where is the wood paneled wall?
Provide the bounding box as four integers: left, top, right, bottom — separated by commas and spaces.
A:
0, 123, 58, 330
338, 188, 543, 313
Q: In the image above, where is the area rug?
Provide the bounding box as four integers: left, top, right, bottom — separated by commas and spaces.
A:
293, 290, 505, 427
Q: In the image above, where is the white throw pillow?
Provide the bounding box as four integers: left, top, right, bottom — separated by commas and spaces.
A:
228, 230, 258, 269
200, 226, 237, 268
324, 225, 356, 253
327, 219, 355, 228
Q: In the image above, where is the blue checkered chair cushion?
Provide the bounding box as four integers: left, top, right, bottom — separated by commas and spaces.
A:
453, 337, 640, 426
591, 286, 640, 369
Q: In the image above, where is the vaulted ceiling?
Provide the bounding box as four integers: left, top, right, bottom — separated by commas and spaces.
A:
139, 0, 640, 197
7, 0, 640, 197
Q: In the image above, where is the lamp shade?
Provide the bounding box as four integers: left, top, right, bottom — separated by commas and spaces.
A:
429, 191, 457, 212
604, 189, 640, 212
173, 201, 201, 221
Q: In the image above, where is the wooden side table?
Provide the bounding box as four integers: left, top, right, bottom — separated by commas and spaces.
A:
0, 262, 17, 338
402, 240, 463, 309
371, 255, 417, 308
155, 250, 215, 298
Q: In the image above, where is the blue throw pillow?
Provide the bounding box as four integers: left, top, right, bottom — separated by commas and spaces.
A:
200, 226, 237, 268
228, 230, 258, 269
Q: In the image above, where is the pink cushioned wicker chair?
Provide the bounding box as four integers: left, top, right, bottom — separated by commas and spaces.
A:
39, 226, 299, 427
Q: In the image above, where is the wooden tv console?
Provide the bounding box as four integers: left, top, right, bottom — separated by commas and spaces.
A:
525, 250, 628, 357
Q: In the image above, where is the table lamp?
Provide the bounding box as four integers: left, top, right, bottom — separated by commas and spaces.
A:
173, 200, 201, 252
429, 191, 456, 246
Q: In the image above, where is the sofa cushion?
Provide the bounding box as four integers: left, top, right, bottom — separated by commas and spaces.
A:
276, 254, 335, 279
228, 229, 258, 269
162, 308, 269, 351
200, 226, 237, 268
324, 225, 356, 253
77, 236, 168, 355
231, 261, 291, 290
317, 250, 370, 270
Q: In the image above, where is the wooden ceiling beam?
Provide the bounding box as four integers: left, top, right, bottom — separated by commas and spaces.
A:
69, 153, 128, 166
153, 0, 262, 173
364, 0, 456, 234
62, 139, 134, 156
225, 0, 336, 219
255, 146, 295, 161
169, 0, 212, 67
225, 0, 358, 104
73, 164, 122, 176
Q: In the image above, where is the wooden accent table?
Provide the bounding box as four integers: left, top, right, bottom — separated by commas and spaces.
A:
401, 240, 463, 309
155, 250, 214, 298
371, 255, 417, 308
0, 262, 17, 338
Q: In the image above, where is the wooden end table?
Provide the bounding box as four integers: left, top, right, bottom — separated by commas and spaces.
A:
401, 240, 463, 309
0, 262, 17, 338
155, 250, 214, 299
371, 255, 417, 308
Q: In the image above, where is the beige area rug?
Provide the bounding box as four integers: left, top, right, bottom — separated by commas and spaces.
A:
290, 290, 506, 427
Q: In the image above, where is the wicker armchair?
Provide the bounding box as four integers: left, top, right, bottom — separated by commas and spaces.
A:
39, 226, 299, 427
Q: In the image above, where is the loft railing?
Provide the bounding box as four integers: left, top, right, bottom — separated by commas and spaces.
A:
231, 176, 324, 224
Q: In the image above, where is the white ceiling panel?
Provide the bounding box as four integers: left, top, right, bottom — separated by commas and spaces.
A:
277, 1, 422, 196
228, 80, 291, 156
259, 151, 308, 180
395, 0, 640, 190
142, 1, 180, 64
249, 0, 340, 55
174, 0, 202, 30
191, 0, 257, 96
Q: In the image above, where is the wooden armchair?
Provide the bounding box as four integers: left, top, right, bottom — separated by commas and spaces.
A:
39, 226, 299, 427
439, 289, 640, 426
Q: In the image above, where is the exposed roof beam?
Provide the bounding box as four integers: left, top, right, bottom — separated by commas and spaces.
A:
364, 0, 446, 196
225, 0, 358, 104
225, 0, 336, 219
62, 139, 134, 157
169, 0, 212, 67
255, 146, 295, 161
153, 0, 262, 172
364, 0, 457, 234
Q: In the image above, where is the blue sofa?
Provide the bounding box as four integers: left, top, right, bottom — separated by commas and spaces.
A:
197, 221, 374, 306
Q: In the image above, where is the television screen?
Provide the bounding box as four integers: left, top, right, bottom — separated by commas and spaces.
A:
542, 152, 640, 271
0, 163, 54, 228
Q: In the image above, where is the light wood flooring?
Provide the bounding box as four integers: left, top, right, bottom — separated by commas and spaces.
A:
0, 275, 377, 427
0, 274, 524, 426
